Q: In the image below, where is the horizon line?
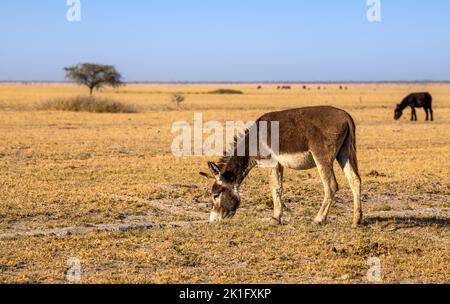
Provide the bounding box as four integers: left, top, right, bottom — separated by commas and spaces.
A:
1, 80, 450, 85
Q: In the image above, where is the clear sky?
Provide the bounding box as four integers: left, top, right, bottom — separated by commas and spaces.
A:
1, 0, 450, 82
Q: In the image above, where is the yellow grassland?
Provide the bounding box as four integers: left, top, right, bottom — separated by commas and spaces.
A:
0, 83, 449, 283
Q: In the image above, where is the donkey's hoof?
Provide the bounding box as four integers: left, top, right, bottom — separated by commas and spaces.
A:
352, 220, 364, 228
352, 215, 363, 228
313, 218, 326, 226
270, 217, 282, 225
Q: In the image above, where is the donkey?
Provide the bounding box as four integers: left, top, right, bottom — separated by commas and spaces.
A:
394, 92, 433, 121
200, 106, 362, 227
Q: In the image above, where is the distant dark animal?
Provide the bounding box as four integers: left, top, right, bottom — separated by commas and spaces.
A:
317, 87, 321, 90
257, 86, 262, 90
394, 92, 433, 121
200, 106, 362, 227
281, 86, 291, 90
339, 86, 343, 90
302, 85, 307, 90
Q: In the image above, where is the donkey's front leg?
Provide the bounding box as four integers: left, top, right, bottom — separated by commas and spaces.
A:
411, 107, 417, 121
269, 163, 284, 224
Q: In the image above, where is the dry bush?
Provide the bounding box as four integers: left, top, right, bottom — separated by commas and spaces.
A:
37, 96, 138, 113
171, 95, 186, 108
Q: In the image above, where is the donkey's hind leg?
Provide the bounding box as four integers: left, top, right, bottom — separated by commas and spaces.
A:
269, 163, 284, 224
312, 157, 338, 225
337, 150, 362, 227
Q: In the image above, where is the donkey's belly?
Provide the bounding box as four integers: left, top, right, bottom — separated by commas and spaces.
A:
275, 152, 316, 170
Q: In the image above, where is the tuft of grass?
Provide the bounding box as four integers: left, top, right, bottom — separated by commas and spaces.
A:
367, 170, 387, 178
208, 89, 244, 95
372, 204, 394, 212
37, 96, 138, 113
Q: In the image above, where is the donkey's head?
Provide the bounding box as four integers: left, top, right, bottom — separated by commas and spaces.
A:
394, 104, 403, 120
200, 162, 240, 222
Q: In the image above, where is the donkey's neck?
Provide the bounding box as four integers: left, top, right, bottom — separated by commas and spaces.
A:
400, 98, 411, 110
221, 155, 256, 186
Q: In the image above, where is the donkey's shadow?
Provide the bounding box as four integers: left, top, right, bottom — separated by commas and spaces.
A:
364, 216, 450, 228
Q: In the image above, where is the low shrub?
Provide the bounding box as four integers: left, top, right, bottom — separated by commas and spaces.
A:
207, 89, 244, 95
37, 96, 138, 113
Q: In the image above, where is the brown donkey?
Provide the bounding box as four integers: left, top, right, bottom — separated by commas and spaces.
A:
200, 106, 362, 227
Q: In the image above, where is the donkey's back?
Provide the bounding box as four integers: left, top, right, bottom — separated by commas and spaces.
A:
404, 92, 432, 108
258, 106, 357, 164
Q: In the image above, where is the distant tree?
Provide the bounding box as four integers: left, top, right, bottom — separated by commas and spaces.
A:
64, 63, 123, 95
171, 95, 186, 109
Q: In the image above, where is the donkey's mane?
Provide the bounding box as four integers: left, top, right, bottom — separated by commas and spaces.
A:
217, 129, 249, 171
216, 124, 256, 174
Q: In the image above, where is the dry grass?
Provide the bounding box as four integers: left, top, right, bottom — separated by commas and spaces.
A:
37, 96, 138, 113
0, 83, 449, 283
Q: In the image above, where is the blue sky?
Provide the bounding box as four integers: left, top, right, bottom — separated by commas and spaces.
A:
1, 0, 449, 81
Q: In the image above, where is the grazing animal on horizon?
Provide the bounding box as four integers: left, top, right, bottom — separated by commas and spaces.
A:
200, 107, 363, 227
394, 92, 433, 121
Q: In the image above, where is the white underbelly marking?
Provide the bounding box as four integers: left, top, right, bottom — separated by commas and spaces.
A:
256, 143, 316, 170
274, 152, 316, 170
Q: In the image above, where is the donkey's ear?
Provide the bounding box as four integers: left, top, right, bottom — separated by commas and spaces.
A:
199, 172, 214, 180
208, 162, 221, 177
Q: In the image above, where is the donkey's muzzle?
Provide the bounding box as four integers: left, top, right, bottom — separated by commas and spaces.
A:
209, 210, 236, 222
209, 211, 220, 222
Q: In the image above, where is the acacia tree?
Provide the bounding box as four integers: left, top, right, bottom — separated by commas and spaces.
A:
64, 63, 123, 95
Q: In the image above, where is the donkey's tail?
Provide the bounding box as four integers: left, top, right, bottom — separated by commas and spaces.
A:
344, 115, 360, 178
428, 92, 433, 105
